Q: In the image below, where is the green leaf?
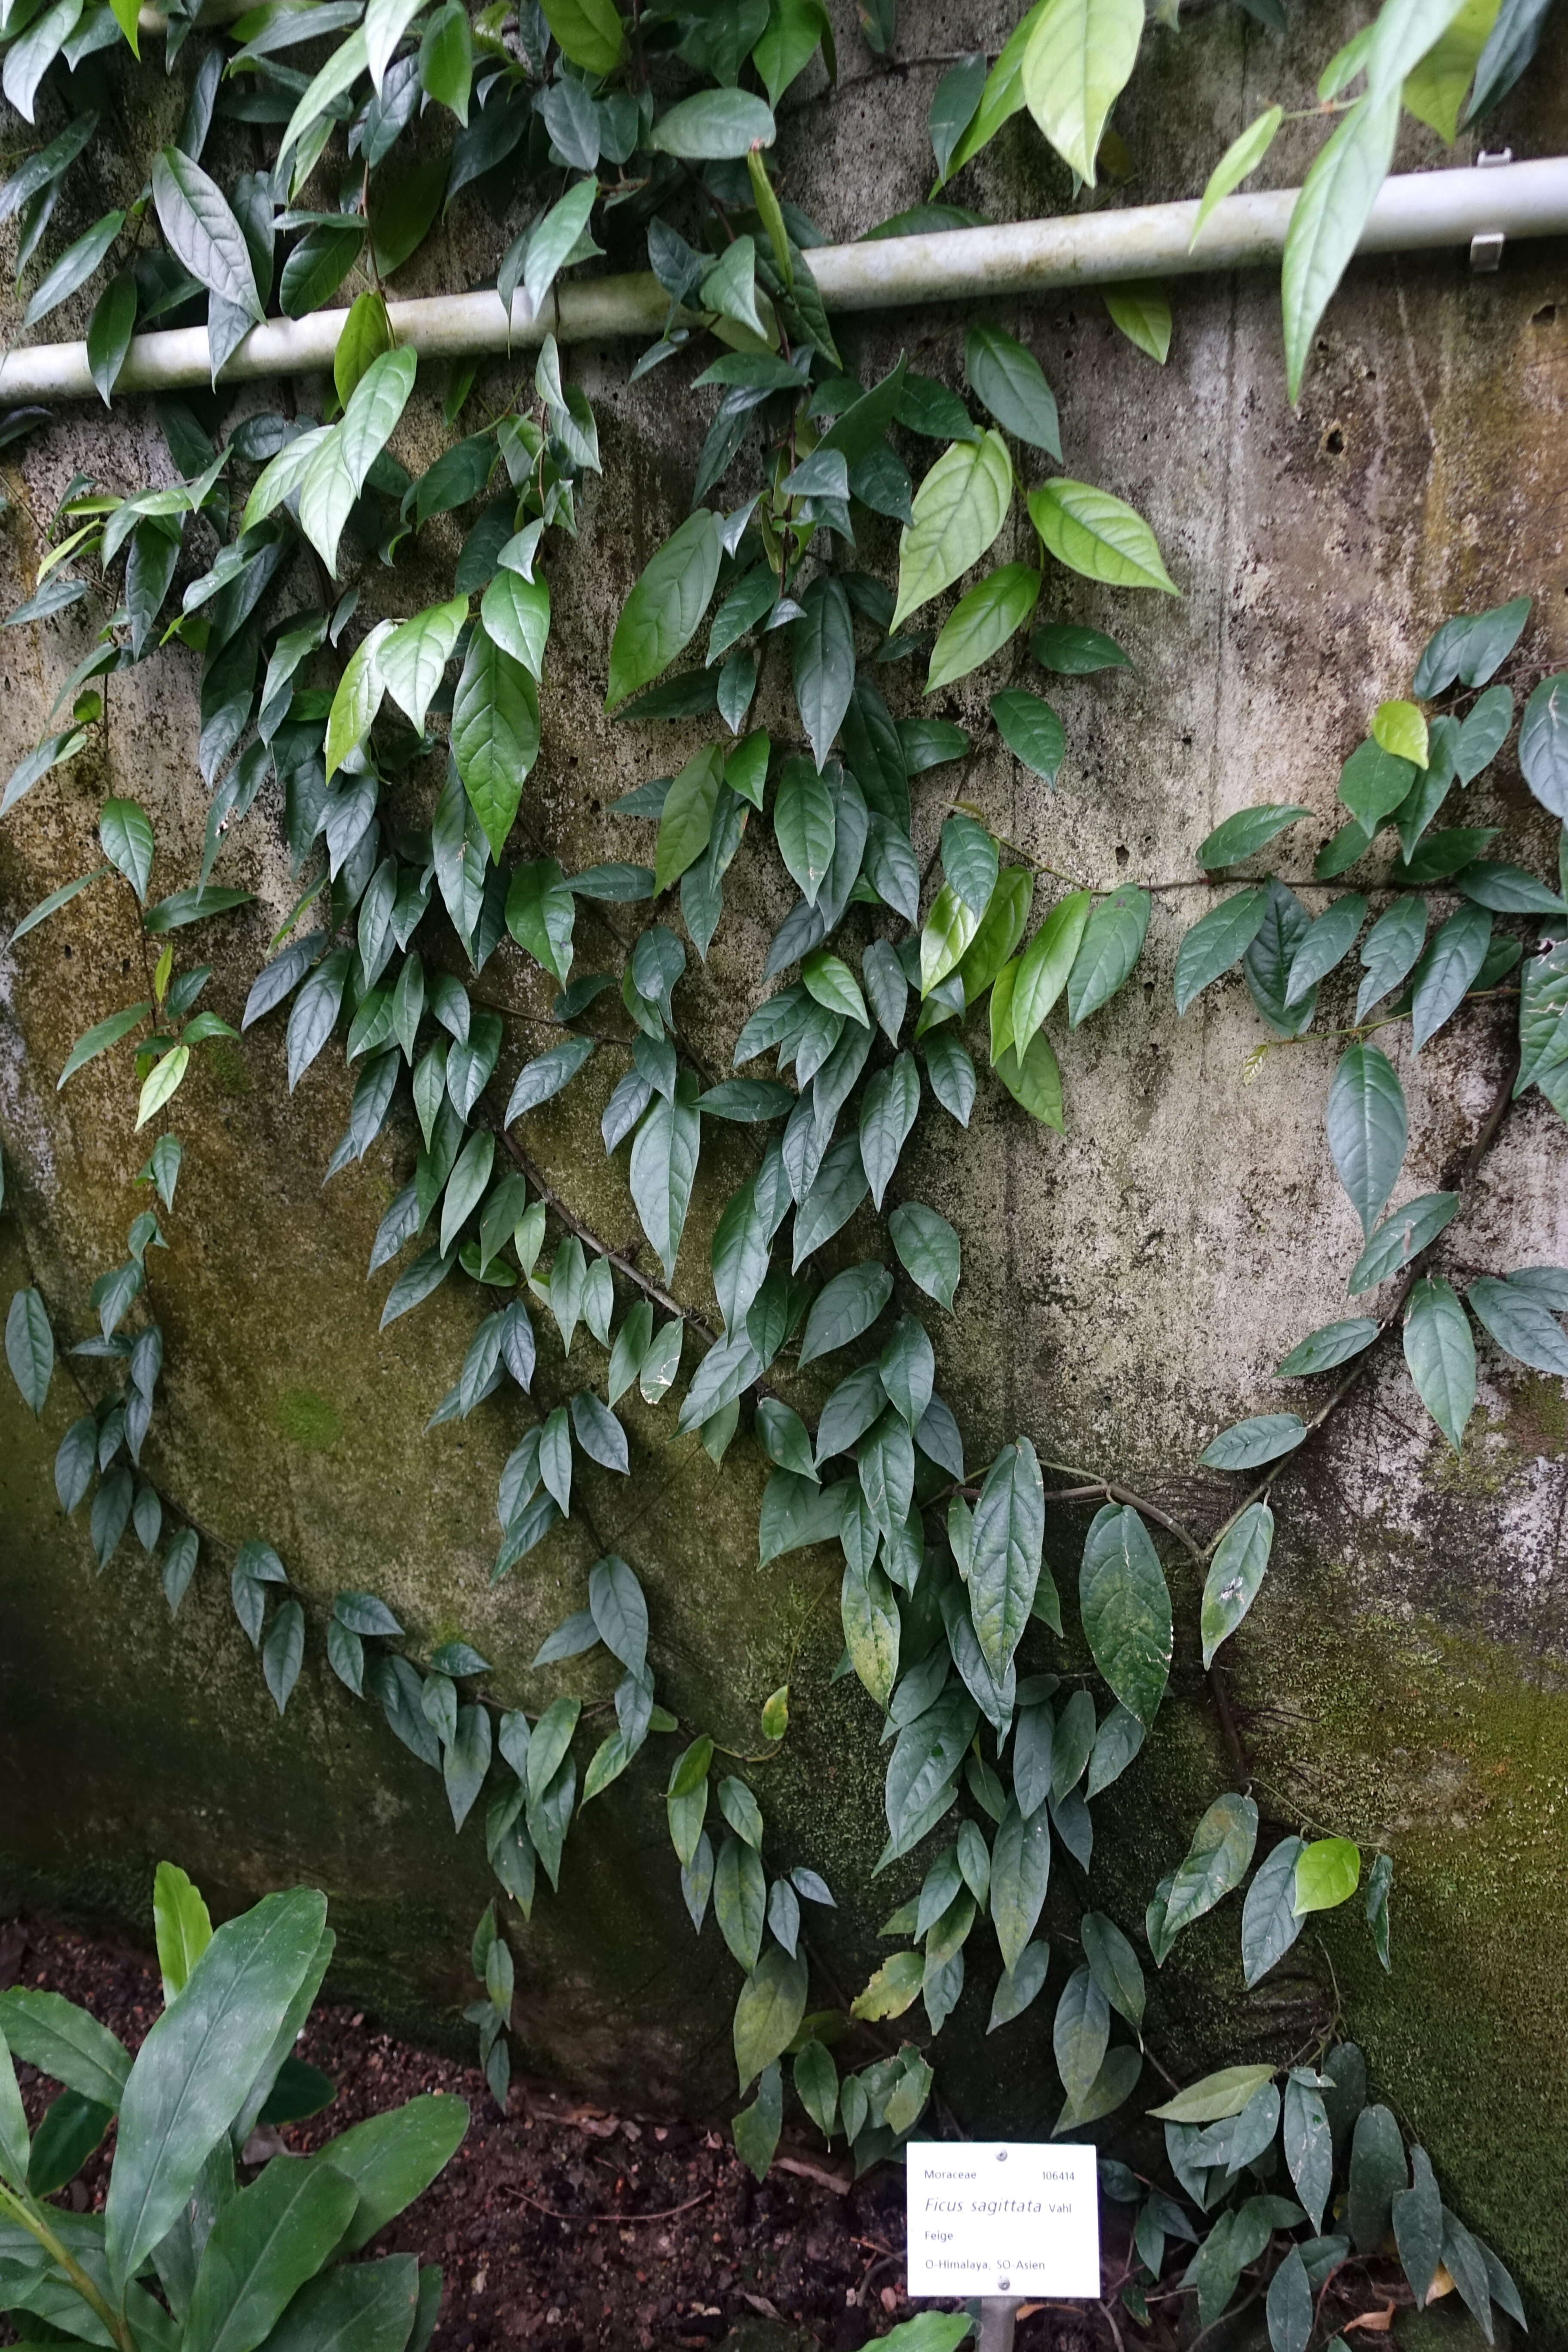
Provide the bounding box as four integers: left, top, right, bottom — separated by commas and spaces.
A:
628, 1074, 702, 1280
300, 347, 418, 573
1028, 478, 1177, 593
842, 1557, 900, 1707
24, 209, 126, 328
1326, 1043, 1407, 1237
1281, 87, 1400, 402
990, 687, 1065, 785
889, 430, 1013, 635
254, 2253, 418, 2352
926, 563, 1040, 692
1293, 1836, 1360, 1914
419, 0, 472, 120
963, 324, 1060, 456
152, 148, 261, 320
793, 576, 855, 768
774, 757, 837, 904
1276, 1317, 1378, 1376
919, 883, 980, 996
733, 1947, 808, 2094
859, 1052, 920, 1210
1029, 620, 1130, 674
538, 0, 624, 74
325, 620, 392, 780
968, 1437, 1046, 1678
279, 26, 371, 174
152, 1862, 212, 2004
1021, 0, 1144, 183
888, 1202, 961, 1310
1197, 802, 1309, 870
87, 271, 138, 405
1403, 1274, 1475, 1453
379, 594, 467, 737
714, 1834, 767, 1974
474, 568, 547, 684
606, 511, 723, 710
1198, 1412, 1306, 1471
0, 1988, 128, 2109
798, 1262, 893, 1366
653, 744, 722, 893
1241, 1834, 1306, 1989
1519, 673, 1568, 819
452, 624, 540, 858
1161, 1792, 1257, 1943
1346, 2105, 1407, 2256
6, 1289, 53, 1416
183, 2152, 360, 2352
104, 1888, 328, 2285
1067, 885, 1150, 1026
1173, 886, 1270, 1014
1467, 1274, 1568, 1375
0, 2027, 28, 2191
1148, 2060, 1274, 2125
651, 89, 776, 159
1104, 282, 1171, 363
319, 2093, 469, 2251
1078, 1504, 1171, 1727
802, 948, 867, 1026
1191, 104, 1283, 245
1200, 1503, 1274, 1667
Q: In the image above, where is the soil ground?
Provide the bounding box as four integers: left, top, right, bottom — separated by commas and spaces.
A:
0, 1915, 1105, 2352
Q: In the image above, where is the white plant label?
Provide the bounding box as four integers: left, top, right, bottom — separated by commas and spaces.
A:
905, 2142, 1101, 2299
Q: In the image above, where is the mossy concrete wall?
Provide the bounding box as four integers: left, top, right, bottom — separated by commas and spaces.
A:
1, 1, 1566, 2330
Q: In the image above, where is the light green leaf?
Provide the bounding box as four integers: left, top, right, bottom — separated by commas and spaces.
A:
452, 624, 540, 858
1148, 2061, 1274, 2124
1191, 104, 1284, 246
1281, 87, 1400, 402
1028, 478, 1177, 594
1293, 1836, 1361, 1914
926, 563, 1040, 692
890, 430, 1013, 635
152, 1862, 212, 2005
379, 594, 467, 736
1103, 282, 1171, 363
1021, 0, 1144, 184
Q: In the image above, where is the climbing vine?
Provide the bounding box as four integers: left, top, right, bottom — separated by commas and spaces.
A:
0, 0, 1562, 2342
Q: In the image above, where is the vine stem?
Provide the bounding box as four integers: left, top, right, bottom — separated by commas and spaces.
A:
0, 2181, 135, 2352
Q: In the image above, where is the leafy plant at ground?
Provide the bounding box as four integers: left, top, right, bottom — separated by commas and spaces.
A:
0, 0, 1559, 2343
0, 1862, 464, 2352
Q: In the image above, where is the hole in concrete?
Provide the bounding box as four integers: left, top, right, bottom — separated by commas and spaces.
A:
1115, 844, 1130, 867
1531, 303, 1557, 324
1322, 424, 1346, 456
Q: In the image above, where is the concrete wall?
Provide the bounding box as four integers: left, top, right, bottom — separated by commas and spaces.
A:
1, 1, 1566, 2328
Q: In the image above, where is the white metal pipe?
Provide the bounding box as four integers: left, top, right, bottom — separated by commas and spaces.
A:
0, 156, 1562, 406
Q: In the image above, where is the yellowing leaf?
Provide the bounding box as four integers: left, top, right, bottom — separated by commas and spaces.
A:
1372, 697, 1429, 767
